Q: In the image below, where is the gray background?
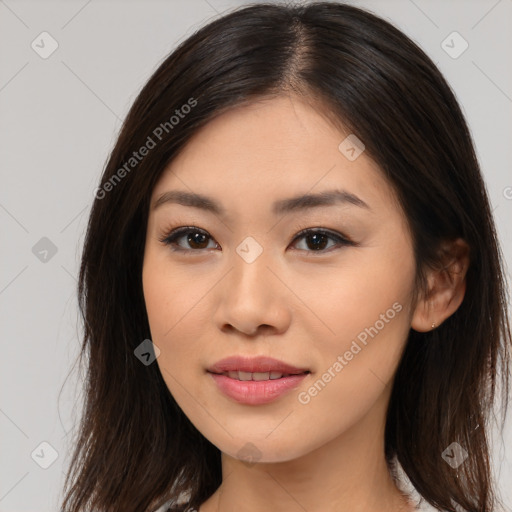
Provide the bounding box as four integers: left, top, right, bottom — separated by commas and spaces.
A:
1, 0, 511, 510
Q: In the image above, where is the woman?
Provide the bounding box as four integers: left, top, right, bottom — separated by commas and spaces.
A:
61, 2, 511, 512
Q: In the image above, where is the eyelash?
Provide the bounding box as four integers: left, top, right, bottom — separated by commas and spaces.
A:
158, 224, 356, 256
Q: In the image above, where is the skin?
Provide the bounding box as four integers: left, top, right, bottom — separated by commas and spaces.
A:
142, 95, 469, 512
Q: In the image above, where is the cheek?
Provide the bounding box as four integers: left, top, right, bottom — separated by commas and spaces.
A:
293, 272, 413, 451
300, 241, 414, 344
143, 248, 204, 339
300, 238, 415, 396
142, 254, 212, 391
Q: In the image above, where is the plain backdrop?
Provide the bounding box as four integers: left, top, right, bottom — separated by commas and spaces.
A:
1, 0, 511, 511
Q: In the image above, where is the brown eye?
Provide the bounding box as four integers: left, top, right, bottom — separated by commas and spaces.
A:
160, 227, 219, 252
301, 232, 330, 251
186, 231, 209, 249
290, 228, 354, 253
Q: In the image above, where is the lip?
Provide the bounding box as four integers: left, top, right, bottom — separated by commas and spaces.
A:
207, 356, 310, 405
208, 355, 309, 375
208, 373, 309, 405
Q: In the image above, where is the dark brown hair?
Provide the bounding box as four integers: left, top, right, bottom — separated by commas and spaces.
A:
61, 2, 511, 511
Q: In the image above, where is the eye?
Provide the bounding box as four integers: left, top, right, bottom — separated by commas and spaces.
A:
290, 228, 355, 253
159, 226, 355, 254
159, 226, 219, 253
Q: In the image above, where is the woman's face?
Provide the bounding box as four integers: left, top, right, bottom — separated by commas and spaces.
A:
142, 95, 418, 463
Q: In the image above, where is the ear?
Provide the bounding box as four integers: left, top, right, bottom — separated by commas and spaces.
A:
411, 238, 470, 333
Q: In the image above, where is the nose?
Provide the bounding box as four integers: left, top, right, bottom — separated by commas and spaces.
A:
212, 247, 292, 337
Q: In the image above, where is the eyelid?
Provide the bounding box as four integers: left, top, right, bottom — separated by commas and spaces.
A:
291, 226, 353, 245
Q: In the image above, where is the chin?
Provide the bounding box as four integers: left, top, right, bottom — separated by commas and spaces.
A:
212, 434, 316, 465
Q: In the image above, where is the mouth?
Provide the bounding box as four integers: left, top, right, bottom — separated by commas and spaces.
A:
206, 356, 311, 405
207, 355, 310, 377
209, 370, 311, 381
208, 371, 310, 405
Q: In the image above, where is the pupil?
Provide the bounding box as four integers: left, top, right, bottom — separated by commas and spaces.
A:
307, 233, 327, 250
188, 232, 207, 249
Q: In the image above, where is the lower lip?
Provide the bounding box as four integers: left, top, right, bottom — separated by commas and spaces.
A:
208, 372, 309, 405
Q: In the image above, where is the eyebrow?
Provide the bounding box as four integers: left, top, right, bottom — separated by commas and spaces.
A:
152, 189, 371, 215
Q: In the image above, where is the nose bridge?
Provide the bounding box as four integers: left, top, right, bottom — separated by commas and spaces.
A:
229, 237, 275, 303
213, 235, 290, 334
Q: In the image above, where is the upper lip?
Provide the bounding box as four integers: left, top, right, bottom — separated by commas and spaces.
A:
208, 356, 309, 375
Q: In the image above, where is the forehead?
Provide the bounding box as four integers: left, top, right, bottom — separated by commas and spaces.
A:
151, 95, 401, 219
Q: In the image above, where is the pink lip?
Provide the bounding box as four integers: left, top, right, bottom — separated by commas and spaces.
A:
207, 355, 310, 405
208, 355, 309, 374
208, 373, 309, 405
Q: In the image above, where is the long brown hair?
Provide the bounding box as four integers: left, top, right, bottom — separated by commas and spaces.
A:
61, 2, 511, 511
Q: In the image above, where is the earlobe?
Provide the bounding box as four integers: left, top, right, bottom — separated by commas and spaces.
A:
411, 238, 470, 333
